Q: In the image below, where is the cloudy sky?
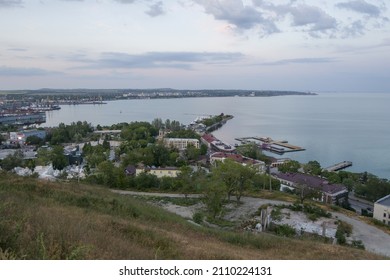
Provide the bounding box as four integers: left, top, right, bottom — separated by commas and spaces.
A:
0, 0, 389, 92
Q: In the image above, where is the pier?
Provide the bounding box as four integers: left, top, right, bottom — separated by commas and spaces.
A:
324, 161, 353, 172
235, 136, 305, 154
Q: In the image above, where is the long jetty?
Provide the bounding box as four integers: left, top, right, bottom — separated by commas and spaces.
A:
235, 136, 305, 154
324, 161, 352, 172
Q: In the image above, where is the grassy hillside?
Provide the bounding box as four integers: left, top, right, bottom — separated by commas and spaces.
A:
0, 172, 383, 260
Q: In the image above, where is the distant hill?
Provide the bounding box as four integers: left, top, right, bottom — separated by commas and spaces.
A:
0, 172, 377, 260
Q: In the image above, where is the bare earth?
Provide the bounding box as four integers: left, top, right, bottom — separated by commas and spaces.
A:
112, 190, 390, 258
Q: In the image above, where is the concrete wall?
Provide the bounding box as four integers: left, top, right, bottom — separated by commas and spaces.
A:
374, 203, 390, 225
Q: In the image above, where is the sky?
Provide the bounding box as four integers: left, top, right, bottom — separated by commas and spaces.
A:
0, 0, 389, 92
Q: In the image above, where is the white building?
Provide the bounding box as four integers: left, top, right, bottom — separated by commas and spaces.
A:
164, 138, 199, 151
373, 194, 390, 225
136, 166, 180, 178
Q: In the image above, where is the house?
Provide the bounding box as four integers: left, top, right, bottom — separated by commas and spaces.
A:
135, 166, 180, 178
271, 158, 291, 168
200, 133, 217, 148
163, 138, 199, 151
210, 152, 265, 173
9, 129, 46, 144
274, 173, 348, 204
64, 145, 83, 165
373, 194, 390, 225
201, 134, 235, 152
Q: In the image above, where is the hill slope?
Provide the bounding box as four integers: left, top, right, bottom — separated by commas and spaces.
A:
0, 172, 382, 259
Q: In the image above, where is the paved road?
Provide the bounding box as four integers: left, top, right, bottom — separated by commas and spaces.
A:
113, 190, 390, 258
335, 212, 390, 257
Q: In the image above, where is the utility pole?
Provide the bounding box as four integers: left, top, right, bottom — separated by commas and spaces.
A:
268, 164, 272, 191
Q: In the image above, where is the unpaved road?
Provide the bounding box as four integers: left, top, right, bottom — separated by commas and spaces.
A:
113, 190, 390, 258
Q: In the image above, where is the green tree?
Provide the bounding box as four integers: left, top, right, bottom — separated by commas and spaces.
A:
134, 172, 160, 189
212, 159, 239, 201
177, 166, 193, 198
84, 145, 108, 168
25, 135, 44, 146
0, 150, 24, 171
51, 146, 68, 170
296, 183, 321, 204
151, 118, 164, 130
96, 161, 116, 187
185, 144, 200, 161
212, 159, 256, 203
303, 160, 322, 175
36, 147, 51, 166
203, 180, 226, 218
278, 160, 301, 173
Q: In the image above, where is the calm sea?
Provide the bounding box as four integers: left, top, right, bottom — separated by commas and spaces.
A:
43, 93, 390, 179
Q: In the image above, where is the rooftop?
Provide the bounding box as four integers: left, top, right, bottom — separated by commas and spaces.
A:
211, 152, 263, 165
275, 173, 347, 195
201, 134, 217, 143
375, 194, 390, 207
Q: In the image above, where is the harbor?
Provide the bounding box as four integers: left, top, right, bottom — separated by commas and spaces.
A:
235, 136, 305, 155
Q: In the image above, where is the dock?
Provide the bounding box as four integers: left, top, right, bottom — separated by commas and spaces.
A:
235, 136, 305, 154
324, 161, 352, 172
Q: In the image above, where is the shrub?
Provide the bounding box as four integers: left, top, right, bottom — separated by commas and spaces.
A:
192, 212, 204, 224
270, 224, 296, 237
351, 240, 365, 250
270, 208, 282, 222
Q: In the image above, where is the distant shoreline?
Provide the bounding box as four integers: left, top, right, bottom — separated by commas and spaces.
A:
0, 88, 317, 101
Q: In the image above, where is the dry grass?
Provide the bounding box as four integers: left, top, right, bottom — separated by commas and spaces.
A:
0, 172, 384, 260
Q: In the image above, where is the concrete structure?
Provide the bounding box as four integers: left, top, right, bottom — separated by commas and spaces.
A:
136, 166, 180, 178
275, 173, 348, 204
157, 129, 171, 140
210, 152, 265, 173
164, 138, 199, 151
373, 194, 390, 225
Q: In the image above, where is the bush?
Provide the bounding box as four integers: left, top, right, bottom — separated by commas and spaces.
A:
270, 224, 296, 237
270, 208, 282, 222
335, 221, 353, 245
351, 240, 365, 250
192, 212, 204, 224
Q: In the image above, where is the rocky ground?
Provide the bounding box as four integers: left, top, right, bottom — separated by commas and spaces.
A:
113, 190, 390, 258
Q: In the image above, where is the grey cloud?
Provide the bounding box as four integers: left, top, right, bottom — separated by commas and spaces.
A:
145, 1, 165, 17
7, 48, 27, 52
253, 3, 338, 35
341, 20, 365, 37
260, 57, 338, 66
0, 0, 23, 7
0, 66, 61, 76
76, 51, 244, 70
288, 5, 337, 32
193, 0, 279, 34
336, 0, 381, 16
113, 0, 136, 4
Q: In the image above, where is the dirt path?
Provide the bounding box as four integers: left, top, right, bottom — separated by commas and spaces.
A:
113, 189, 390, 258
